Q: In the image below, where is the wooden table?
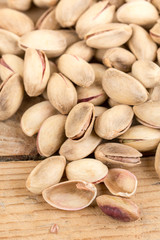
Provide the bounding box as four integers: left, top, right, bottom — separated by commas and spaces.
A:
0, 157, 160, 240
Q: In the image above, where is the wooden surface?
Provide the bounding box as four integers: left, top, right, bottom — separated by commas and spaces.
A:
0, 158, 160, 240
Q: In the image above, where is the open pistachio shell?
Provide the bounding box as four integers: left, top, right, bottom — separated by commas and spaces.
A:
42, 180, 97, 211
7, 0, 32, 11
104, 168, 137, 197
26, 156, 66, 194
94, 105, 134, 140
66, 158, 108, 184
65, 102, 95, 142
95, 143, 142, 167
155, 143, 160, 178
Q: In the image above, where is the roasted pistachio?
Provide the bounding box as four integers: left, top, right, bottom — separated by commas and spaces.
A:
7, 0, 32, 11
33, 0, 58, 8
150, 22, 160, 45
149, 86, 160, 102
155, 143, 160, 178
94, 106, 108, 117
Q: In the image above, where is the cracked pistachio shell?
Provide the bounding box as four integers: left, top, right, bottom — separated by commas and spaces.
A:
85, 23, 132, 49
95, 143, 142, 167
33, 0, 58, 8
149, 86, 160, 102
133, 101, 160, 128
128, 24, 157, 61
132, 60, 160, 88
55, 0, 92, 28
59, 130, 101, 161
7, 0, 32, 11
155, 143, 160, 178
0, 8, 34, 36
37, 114, 66, 157
26, 156, 66, 194
150, 22, 160, 45
94, 106, 107, 117
76, 1, 115, 39
42, 180, 97, 211
102, 68, 148, 105
94, 105, 134, 140
19, 30, 67, 58
66, 158, 108, 183
104, 168, 137, 197
65, 102, 95, 142
21, 101, 57, 137
0, 54, 24, 81
96, 195, 140, 222
65, 40, 94, 62
118, 125, 160, 152
103, 47, 136, 73
0, 73, 24, 121
47, 73, 77, 114
23, 48, 50, 97
116, 1, 158, 26
58, 54, 95, 87
0, 29, 23, 55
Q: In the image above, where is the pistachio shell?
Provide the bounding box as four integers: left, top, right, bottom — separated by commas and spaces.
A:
102, 68, 148, 105
94, 106, 107, 117
95, 143, 142, 167
58, 30, 79, 48
7, 0, 32, 11
150, 22, 160, 45
33, 0, 58, 8
95, 49, 107, 62
42, 180, 97, 211
155, 143, 160, 178
26, 156, 66, 194
149, 86, 160, 102
65, 102, 95, 141
109, 0, 125, 8
108, 98, 121, 107
152, 0, 160, 11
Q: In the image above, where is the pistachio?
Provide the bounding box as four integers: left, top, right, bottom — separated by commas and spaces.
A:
119, 125, 160, 152
94, 106, 108, 117
104, 168, 137, 197
94, 105, 134, 140
58, 54, 95, 87
59, 130, 101, 161
109, 0, 125, 8
49, 61, 57, 76
95, 143, 142, 167
58, 30, 79, 48
95, 49, 107, 62
47, 73, 77, 114
66, 158, 108, 183
21, 101, 57, 137
157, 48, 160, 66
149, 86, 160, 102
37, 114, 66, 157
150, 22, 160, 45
96, 195, 140, 222
7, 0, 32, 11
65, 102, 95, 142
26, 156, 66, 194
103, 47, 136, 73
108, 98, 121, 107
76, 1, 115, 39
155, 143, 160, 178
85, 23, 132, 49
42, 180, 97, 211
102, 68, 148, 105
152, 0, 160, 11
33, 0, 58, 8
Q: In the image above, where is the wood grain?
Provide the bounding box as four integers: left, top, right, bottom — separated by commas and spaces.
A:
0, 158, 160, 240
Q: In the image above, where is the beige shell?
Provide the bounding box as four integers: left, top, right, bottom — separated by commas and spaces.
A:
58, 30, 79, 48
155, 143, 160, 178
33, 0, 58, 8
95, 143, 142, 167
21, 101, 57, 137
95, 49, 106, 62
109, 0, 125, 8
42, 180, 97, 211
108, 98, 121, 108
26, 156, 66, 194
152, 0, 160, 11
149, 86, 160, 102
94, 106, 108, 117
104, 168, 137, 197
118, 125, 160, 152
7, 0, 32, 11
47, 73, 77, 114
102, 68, 148, 105
58, 54, 95, 87
65, 102, 95, 142
37, 114, 66, 157
150, 22, 160, 45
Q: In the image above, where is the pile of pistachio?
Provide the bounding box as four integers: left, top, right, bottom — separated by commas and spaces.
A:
1, 0, 160, 223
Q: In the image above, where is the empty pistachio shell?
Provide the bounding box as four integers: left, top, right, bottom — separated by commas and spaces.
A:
21, 101, 57, 137
149, 86, 160, 102
85, 23, 132, 49
26, 156, 66, 194
116, 1, 158, 26
19, 30, 67, 58
102, 68, 148, 105
65, 102, 95, 141
7, 0, 32, 11
66, 158, 108, 183
58, 54, 95, 87
96, 195, 140, 222
76, 1, 115, 39
128, 24, 157, 61
23, 48, 50, 97
0, 73, 24, 121
33, 0, 58, 8
0, 8, 34, 36
0, 54, 24, 81
150, 22, 160, 45
95, 143, 142, 167
103, 47, 136, 73
104, 168, 137, 197
119, 125, 160, 152
94, 106, 108, 117
47, 73, 77, 114
42, 180, 97, 211
155, 143, 160, 178
37, 114, 66, 157
94, 105, 134, 140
